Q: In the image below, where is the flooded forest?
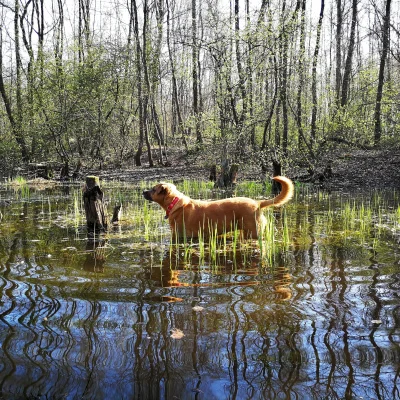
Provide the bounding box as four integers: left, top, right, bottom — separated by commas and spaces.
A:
1, 0, 400, 399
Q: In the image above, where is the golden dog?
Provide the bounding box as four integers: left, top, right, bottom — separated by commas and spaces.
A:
143, 176, 294, 239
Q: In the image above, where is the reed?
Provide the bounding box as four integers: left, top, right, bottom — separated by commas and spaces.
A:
8, 176, 30, 199
281, 210, 291, 250
9, 177, 400, 275
10, 176, 27, 185
258, 209, 277, 263
197, 228, 206, 265
31, 178, 299, 269
237, 181, 268, 198
182, 179, 213, 198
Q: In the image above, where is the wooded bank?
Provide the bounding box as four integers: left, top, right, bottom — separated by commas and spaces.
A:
0, 0, 398, 178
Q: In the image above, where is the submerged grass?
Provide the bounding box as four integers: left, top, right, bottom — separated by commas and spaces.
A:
4, 177, 400, 271
69, 181, 400, 268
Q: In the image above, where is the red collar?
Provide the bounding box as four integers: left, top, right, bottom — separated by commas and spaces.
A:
165, 197, 180, 219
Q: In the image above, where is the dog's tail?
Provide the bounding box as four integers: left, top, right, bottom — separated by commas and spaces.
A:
259, 176, 294, 209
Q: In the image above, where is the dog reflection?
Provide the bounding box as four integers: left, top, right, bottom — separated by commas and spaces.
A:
147, 248, 292, 300
273, 268, 292, 300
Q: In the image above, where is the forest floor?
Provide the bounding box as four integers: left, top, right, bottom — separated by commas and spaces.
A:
316, 147, 400, 191
12, 147, 400, 192
84, 147, 400, 192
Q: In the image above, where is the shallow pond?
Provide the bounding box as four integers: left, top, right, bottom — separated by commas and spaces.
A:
0, 180, 400, 400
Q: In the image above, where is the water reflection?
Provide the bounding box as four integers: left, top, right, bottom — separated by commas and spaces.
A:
83, 238, 107, 273
0, 186, 400, 399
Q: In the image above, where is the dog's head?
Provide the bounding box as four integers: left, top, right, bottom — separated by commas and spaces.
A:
142, 182, 177, 205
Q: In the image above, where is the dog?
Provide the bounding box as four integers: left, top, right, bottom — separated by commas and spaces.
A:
142, 176, 294, 240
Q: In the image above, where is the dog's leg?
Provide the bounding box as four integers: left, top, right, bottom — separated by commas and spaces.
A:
243, 224, 258, 240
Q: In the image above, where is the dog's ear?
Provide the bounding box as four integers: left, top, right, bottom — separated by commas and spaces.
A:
156, 182, 175, 195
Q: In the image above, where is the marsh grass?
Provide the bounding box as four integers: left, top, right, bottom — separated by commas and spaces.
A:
9, 178, 400, 271
102, 181, 285, 268
9, 176, 27, 185
76, 180, 297, 268
7, 176, 30, 199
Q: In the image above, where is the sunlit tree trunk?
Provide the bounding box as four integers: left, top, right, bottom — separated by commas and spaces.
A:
166, 0, 187, 149
192, 0, 202, 144
310, 0, 325, 145
279, 0, 289, 155
13, 0, 29, 162
234, 0, 247, 127
335, 0, 342, 107
246, 0, 255, 146
20, 0, 45, 158
296, 0, 310, 153
341, 0, 357, 107
261, 55, 278, 150
132, 0, 145, 166
141, 0, 153, 166
78, 0, 91, 63
374, 0, 391, 146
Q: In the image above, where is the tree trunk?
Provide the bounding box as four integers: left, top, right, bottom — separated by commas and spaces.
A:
141, 0, 154, 167
13, 0, 29, 162
166, 0, 187, 149
341, 0, 357, 107
335, 0, 342, 107
192, 0, 202, 144
262, 55, 278, 150
279, 0, 289, 155
296, 0, 306, 148
246, 0, 255, 147
234, 0, 247, 127
132, 0, 145, 166
310, 0, 325, 144
78, 0, 90, 63
374, 0, 391, 146
145, 0, 165, 165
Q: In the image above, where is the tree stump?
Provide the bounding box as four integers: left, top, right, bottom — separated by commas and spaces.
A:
60, 161, 69, 180
111, 204, 122, 224
272, 159, 282, 194
209, 164, 217, 182
72, 160, 82, 180
214, 160, 238, 188
83, 176, 108, 234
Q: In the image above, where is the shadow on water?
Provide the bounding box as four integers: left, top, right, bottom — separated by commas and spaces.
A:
0, 183, 400, 399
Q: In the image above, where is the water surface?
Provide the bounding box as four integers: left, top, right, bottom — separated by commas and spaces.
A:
0, 182, 399, 399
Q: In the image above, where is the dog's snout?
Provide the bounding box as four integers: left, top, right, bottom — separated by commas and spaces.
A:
143, 189, 153, 201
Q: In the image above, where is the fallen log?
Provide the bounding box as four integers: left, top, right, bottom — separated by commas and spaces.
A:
28, 163, 54, 180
